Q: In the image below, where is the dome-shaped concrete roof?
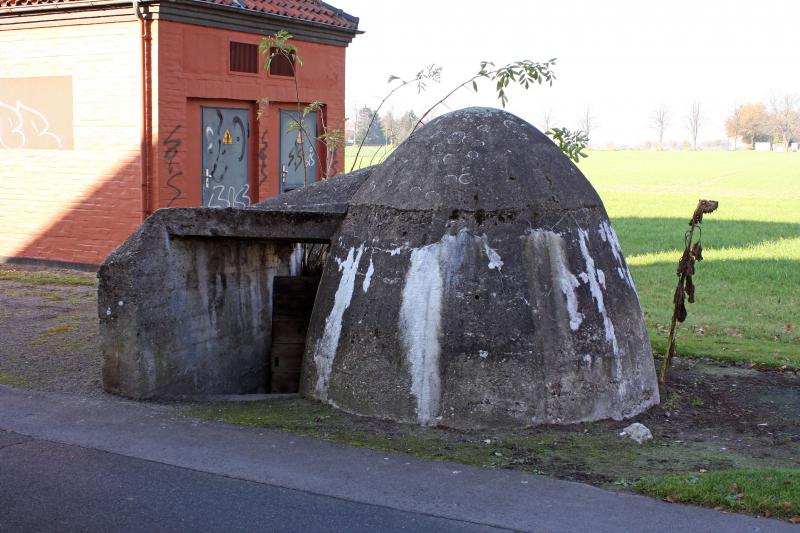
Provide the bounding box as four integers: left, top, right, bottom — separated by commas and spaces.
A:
302, 107, 659, 429
352, 107, 601, 213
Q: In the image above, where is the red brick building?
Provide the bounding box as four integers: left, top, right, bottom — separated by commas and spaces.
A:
0, 0, 359, 266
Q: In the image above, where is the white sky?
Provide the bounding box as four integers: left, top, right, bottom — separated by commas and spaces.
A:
333, 0, 800, 146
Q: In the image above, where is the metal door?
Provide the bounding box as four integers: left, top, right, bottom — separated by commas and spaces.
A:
202, 107, 250, 207
279, 110, 317, 192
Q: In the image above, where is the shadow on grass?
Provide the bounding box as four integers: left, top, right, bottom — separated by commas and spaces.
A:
630, 257, 800, 368
610, 217, 800, 257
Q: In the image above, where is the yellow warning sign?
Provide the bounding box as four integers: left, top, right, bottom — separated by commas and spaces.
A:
222, 128, 233, 145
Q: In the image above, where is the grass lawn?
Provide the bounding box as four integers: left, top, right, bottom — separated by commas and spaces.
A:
635, 469, 800, 522
579, 151, 800, 369
344, 144, 395, 173
0, 267, 96, 287
344, 147, 800, 369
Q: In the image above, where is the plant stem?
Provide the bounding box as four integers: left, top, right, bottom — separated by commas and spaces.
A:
409, 75, 481, 138
659, 213, 700, 384
349, 80, 416, 173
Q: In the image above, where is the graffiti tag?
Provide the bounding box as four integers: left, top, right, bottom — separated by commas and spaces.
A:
0, 100, 63, 150
163, 125, 185, 207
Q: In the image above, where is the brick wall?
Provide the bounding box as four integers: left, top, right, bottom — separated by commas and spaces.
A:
0, 16, 348, 266
0, 20, 144, 265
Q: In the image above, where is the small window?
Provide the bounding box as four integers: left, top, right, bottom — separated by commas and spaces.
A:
230, 42, 258, 74
269, 47, 295, 77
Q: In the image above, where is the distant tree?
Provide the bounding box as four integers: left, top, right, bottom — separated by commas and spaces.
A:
355, 106, 386, 145
578, 106, 597, 140
725, 103, 743, 150
769, 94, 800, 151
737, 102, 769, 148
651, 104, 670, 150
686, 101, 702, 150
381, 112, 399, 145
395, 110, 420, 144
540, 108, 556, 132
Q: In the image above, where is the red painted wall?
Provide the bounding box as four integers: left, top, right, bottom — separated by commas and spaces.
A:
152, 21, 347, 210
0, 15, 348, 265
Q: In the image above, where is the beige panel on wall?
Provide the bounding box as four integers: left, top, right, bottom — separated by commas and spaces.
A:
0, 76, 74, 150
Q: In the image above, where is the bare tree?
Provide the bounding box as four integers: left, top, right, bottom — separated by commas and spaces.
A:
725, 103, 743, 150
651, 104, 670, 150
541, 108, 556, 132
686, 101, 702, 150
578, 105, 597, 139
769, 94, 800, 152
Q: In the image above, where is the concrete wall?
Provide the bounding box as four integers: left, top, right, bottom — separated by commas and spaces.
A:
99, 213, 295, 398
98, 205, 344, 399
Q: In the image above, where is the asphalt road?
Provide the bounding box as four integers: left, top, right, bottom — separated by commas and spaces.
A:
0, 430, 494, 532
0, 386, 793, 533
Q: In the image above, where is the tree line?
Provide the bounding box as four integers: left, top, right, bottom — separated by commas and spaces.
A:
725, 96, 799, 150
346, 106, 421, 146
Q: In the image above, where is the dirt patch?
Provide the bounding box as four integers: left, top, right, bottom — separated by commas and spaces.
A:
0, 266, 103, 397
646, 360, 800, 466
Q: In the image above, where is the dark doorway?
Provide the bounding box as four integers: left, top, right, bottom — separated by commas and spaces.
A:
201, 106, 250, 207
269, 275, 320, 393
279, 110, 317, 193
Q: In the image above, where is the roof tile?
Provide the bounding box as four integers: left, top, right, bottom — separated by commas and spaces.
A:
0, 0, 359, 30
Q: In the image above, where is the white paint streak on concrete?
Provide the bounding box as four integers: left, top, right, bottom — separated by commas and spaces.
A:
399, 243, 443, 425
578, 230, 620, 356
481, 238, 504, 271
289, 244, 303, 276
598, 221, 635, 289
314, 245, 365, 400
362, 257, 374, 293
531, 230, 583, 331
552, 239, 582, 331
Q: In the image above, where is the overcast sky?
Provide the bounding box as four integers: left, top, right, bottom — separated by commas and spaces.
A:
333, 0, 800, 146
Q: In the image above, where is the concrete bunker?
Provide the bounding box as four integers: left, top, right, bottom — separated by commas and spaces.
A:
99, 107, 659, 428
98, 169, 369, 398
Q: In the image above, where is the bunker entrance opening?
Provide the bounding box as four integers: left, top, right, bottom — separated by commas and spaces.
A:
268, 274, 320, 393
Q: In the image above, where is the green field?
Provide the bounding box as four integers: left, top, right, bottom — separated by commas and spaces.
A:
344, 147, 800, 367
344, 144, 395, 173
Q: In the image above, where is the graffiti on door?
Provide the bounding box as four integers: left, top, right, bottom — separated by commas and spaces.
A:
202, 107, 250, 208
